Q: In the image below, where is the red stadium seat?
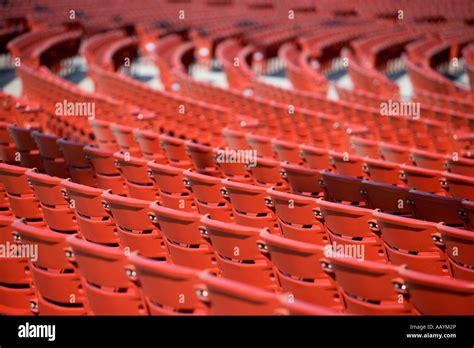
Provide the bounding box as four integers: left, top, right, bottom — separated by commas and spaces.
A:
183, 170, 233, 221
407, 189, 466, 227
148, 162, 196, 211
446, 156, 474, 177
222, 128, 250, 150
110, 123, 142, 157
200, 216, 276, 290
248, 156, 287, 188
185, 141, 221, 177
61, 179, 119, 245
379, 142, 411, 164
271, 138, 303, 164
101, 191, 167, 259
363, 158, 402, 185
57, 138, 96, 187
213, 146, 254, 182
129, 255, 208, 315
196, 272, 281, 315
315, 199, 386, 261
26, 169, 77, 232
66, 236, 147, 315
114, 152, 158, 201
258, 231, 341, 308
246, 133, 274, 158
8, 125, 44, 170
411, 148, 446, 171
442, 172, 474, 201
0, 163, 43, 221
265, 188, 327, 245
134, 129, 167, 162
435, 224, 474, 281
32, 131, 70, 178
320, 171, 364, 205
11, 221, 88, 315
372, 211, 448, 275
463, 200, 474, 229
0, 215, 35, 315
328, 257, 412, 315
221, 179, 278, 231
280, 163, 323, 197
350, 137, 380, 159
360, 181, 412, 215
330, 151, 365, 178
159, 135, 193, 169
396, 268, 474, 315
400, 164, 444, 194
149, 203, 216, 270
300, 144, 331, 170
84, 145, 126, 195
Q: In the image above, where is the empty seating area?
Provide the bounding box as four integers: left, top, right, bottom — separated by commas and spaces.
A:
0, 0, 473, 317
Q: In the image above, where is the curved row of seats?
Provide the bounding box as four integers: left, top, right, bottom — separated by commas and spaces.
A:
0, 83, 474, 314
1, 159, 473, 315
2, 0, 474, 317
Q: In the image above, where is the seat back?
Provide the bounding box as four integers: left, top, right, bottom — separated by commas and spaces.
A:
443, 172, 474, 201
130, 255, 208, 315
372, 211, 448, 275
183, 170, 232, 221
26, 169, 76, 232
148, 162, 196, 211
397, 268, 474, 315
316, 199, 385, 261
300, 144, 331, 170
408, 189, 466, 227
134, 129, 164, 158
400, 165, 443, 193
185, 141, 220, 176
149, 203, 215, 270
360, 180, 412, 215
436, 224, 474, 281
266, 188, 326, 244
329, 257, 411, 315
281, 163, 323, 197
12, 221, 85, 308
330, 151, 365, 178
271, 138, 302, 164
159, 135, 192, 168
200, 216, 274, 289
61, 180, 118, 245
258, 231, 340, 307
66, 236, 147, 315
320, 171, 363, 204
248, 156, 286, 187
364, 158, 402, 185
197, 273, 281, 315
101, 191, 166, 259
222, 179, 277, 229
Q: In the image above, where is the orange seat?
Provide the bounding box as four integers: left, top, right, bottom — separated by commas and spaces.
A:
200, 216, 276, 290
66, 236, 147, 315
101, 191, 167, 259
258, 231, 341, 308
149, 203, 216, 271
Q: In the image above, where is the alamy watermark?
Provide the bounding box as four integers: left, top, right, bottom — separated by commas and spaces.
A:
55, 99, 95, 119
380, 99, 420, 119
0, 241, 38, 262
18, 322, 55, 341
324, 242, 365, 260
215, 147, 258, 168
